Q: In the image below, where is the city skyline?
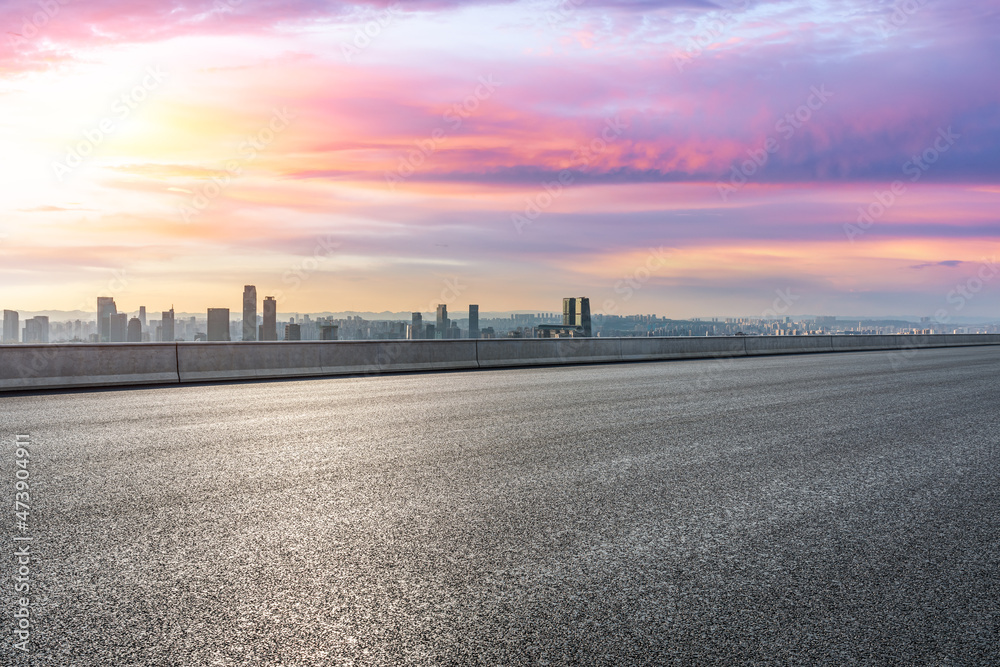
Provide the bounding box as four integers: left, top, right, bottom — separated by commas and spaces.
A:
2, 2, 999, 318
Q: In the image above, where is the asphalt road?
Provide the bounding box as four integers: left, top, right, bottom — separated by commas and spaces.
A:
3, 346, 999, 665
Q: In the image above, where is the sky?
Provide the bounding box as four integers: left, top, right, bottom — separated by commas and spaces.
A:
1, 0, 999, 320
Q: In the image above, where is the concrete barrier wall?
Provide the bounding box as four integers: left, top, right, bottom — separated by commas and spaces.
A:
377, 340, 479, 372
477, 338, 622, 368
3, 335, 1000, 392
177, 342, 381, 382
620, 337, 746, 361
745, 336, 834, 356
0, 344, 178, 391
832, 335, 904, 352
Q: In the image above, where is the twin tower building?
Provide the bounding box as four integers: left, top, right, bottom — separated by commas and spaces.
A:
241, 286, 277, 341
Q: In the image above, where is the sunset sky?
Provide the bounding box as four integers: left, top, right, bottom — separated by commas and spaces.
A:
2, 0, 998, 318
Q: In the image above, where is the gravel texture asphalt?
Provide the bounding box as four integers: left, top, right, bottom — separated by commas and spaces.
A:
2, 346, 999, 665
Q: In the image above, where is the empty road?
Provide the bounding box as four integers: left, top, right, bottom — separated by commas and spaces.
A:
3, 346, 999, 665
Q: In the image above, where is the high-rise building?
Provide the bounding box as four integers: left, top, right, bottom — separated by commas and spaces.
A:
284, 323, 301, 341
436, 304, 448, 340
562, 297, 592, 337
161, 308, 175, 342
320, 325, 338, 341
23, 316, 49, 344
139, 306, 147, 330
110, 313, 128, 342
468, 305, 479, 339
97, 297, 117, 342
207, 308, 231, 341
242, 285, 257, 341
127, 317, 142, 342
410, 312, 423, 340
425, 324, 436, 340
262, 297, 277, 341
3, 310, 18, 343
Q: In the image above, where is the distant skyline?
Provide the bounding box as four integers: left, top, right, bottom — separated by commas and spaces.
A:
2, 1, 999, 318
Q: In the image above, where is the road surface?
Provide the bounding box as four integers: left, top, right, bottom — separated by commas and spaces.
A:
3, 346, 999, 664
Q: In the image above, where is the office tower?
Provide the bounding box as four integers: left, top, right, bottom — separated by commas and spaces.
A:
3, 309, 18, 343
410, 312, 423, 340
320, 325, 338, 341
97, 296, 117, 342
436, 304, 448, 340
139, 306, 147, 330
242, 285, 257, 341
563, 297, 592, 337
161, 308, 175, 342
578, 297, 592, 337
207, 308, 231, 341
468, 305, 479, 339
23, 316, 49, 343
447, 325, 461, 339
127, 317, 142, 342
108, 313, 127, 342
562, 298, 576, 328
263, 297, 277, 341
284, 323, 301, 341
425, 324, 436, 340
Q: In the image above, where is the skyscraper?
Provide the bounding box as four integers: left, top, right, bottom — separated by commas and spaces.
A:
579, 298, 592, 337
242, 285, 257, 341
468, 304, 479, 339
2, 310, 18, 343
284, 323, 301, 341
562, 297, 592, 337
411, 312, 423, 340
207, 308, 231, 341
23, 316, 49, 343
436, 304, 448, 340
127, 317, 142, 342
97, 297, 117, 342
262, 297, 277, 341
110, 313, 128, 342
139, 306, 147, 330
161, 308, 175, 342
